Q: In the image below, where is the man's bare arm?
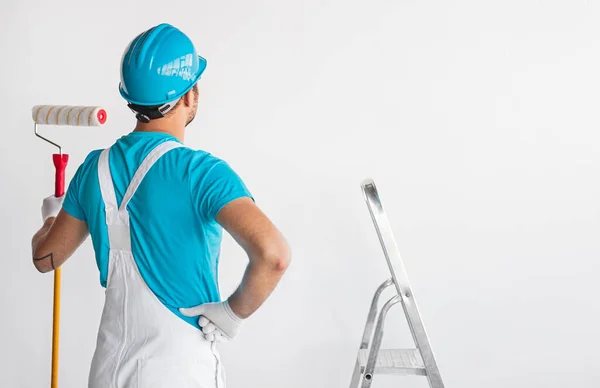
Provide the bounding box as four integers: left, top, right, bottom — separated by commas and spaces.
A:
31, 209, 89, 273
216, 197, 291, 319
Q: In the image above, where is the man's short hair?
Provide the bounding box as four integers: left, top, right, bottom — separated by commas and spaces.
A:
128, 84, 197, 122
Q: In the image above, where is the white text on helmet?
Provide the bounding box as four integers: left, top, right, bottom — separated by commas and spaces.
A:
157, 54, 195, 81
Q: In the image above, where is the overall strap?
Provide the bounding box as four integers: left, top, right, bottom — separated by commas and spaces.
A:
97, 140, 183, 251
119, 141, 183, 212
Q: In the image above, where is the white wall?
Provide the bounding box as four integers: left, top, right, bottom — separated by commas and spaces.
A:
2, 0, 600, 387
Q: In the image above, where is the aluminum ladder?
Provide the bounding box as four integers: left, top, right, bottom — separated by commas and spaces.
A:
349, 179, 445, 388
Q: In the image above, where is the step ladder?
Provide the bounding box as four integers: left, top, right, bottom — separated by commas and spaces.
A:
349, 179, 445, 388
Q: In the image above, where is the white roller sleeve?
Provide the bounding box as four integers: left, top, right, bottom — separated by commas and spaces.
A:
32, 105, 107, 126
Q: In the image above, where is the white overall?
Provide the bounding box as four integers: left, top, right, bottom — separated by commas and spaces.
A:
88, 141, 225, 388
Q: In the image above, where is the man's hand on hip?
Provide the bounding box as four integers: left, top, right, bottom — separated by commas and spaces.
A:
179, 300, 244, 341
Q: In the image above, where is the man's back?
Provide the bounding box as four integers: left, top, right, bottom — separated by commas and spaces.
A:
62, 131, 253, 328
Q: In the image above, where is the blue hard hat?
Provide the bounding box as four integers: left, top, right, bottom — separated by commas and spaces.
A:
119, 23, 207, 107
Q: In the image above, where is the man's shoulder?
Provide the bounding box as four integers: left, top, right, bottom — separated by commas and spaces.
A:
173, 147, 245, 189
175, 146, 227, 170
84, 148, 104, 162
74, 148, 103, 173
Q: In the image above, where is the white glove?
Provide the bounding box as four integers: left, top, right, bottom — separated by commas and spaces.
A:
179, 300, 244, 341
196, 316, 227, 342
41, 194, 64, 222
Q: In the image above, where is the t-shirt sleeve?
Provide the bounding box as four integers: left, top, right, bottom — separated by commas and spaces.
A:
62, 149, 102, 222
190, 155, 254, 222
62, 162, 86, 221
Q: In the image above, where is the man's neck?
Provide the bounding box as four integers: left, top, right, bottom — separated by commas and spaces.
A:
133, 120, 185, 143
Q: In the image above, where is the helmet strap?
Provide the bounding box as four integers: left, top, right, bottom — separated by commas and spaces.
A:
128, 97, 181, 123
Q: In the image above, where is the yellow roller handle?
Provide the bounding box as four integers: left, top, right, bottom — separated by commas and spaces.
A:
48, 149, 68, 388
51, 268, 61, 388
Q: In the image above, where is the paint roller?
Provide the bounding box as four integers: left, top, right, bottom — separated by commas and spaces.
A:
31, 104, 107, 388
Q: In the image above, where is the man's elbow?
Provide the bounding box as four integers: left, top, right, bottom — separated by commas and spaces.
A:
271, 249, 291, 273
261, 241, 291, 273
32, 247, 54, 273
32, 258, 53, 273
35, 265, 52, 274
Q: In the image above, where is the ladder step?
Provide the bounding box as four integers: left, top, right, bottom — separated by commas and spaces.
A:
357, 349, 426, 376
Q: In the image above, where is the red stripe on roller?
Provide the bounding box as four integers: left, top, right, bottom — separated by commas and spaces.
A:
97, 109, 107, 125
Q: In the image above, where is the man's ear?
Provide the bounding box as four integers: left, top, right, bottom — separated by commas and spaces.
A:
183, 87, 195, 107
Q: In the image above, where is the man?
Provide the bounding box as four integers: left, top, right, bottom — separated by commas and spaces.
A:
31, 23, 291, 388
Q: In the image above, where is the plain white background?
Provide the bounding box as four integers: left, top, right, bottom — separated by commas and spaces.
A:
1, 0, 600, 387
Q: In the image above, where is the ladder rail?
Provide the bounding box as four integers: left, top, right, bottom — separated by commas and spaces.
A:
361, 294, 401, 388
360, 179, 445, 388
359, 278, 394, 349
349, 278, 394, 388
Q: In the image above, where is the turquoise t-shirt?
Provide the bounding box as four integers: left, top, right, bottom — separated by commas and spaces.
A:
62, 131, 253, 329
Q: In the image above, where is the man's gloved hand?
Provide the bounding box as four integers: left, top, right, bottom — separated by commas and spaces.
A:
196, 316, 226, 342
41, 194, 64, 222
179, 300, 244, 341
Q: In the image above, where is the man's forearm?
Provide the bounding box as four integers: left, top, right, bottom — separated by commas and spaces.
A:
227, 252, 290, 319
31, 217, 56, 272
